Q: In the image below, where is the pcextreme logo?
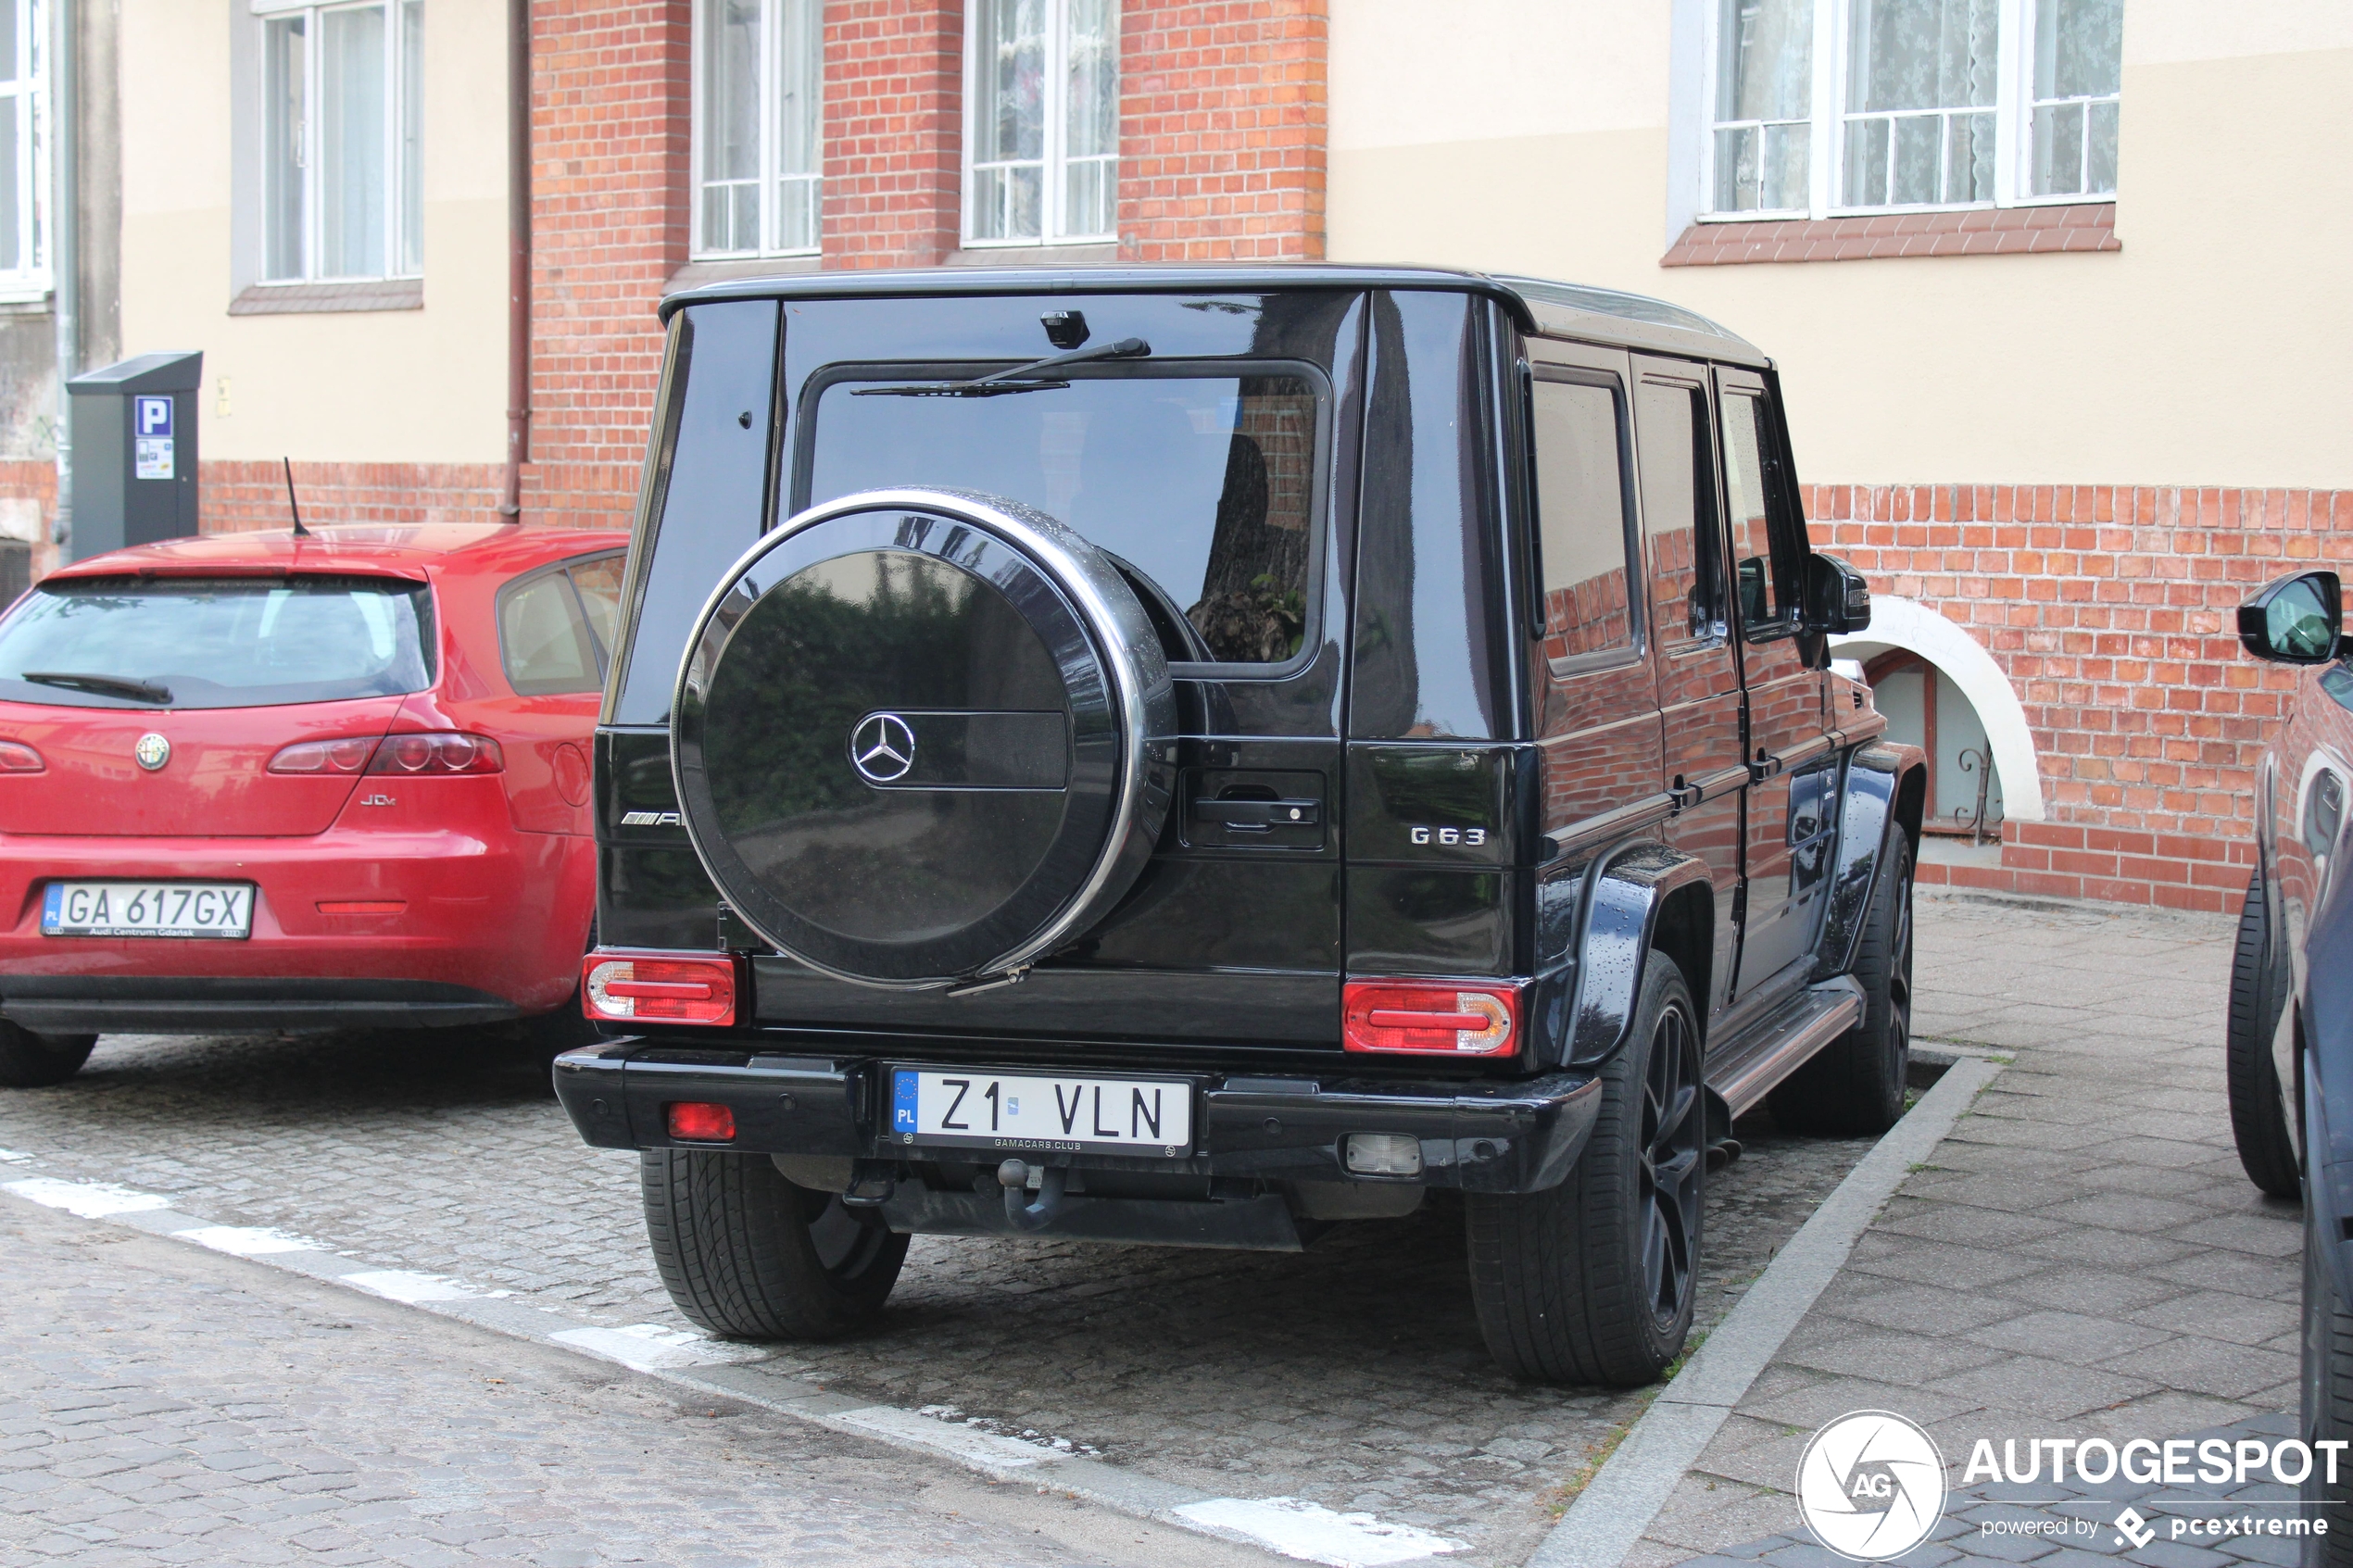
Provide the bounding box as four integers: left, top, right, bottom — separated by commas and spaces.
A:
1796, 1411, 1948, 1562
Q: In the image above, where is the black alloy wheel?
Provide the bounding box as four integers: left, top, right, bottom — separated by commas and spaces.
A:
1467, 955, 1705, 1386
1770, 833, 1915, 1135
1639, 998, 1705, 1332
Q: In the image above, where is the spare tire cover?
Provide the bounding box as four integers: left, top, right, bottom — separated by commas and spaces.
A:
673, 488, 1176, 989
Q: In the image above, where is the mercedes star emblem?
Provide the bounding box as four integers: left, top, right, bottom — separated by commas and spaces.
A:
133, 733, 171, 771
849, 712, 915, 784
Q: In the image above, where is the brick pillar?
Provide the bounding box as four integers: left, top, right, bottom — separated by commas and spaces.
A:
823, 1, 964, 270
1117, 0, 1327, 262
525, 1, 692, 528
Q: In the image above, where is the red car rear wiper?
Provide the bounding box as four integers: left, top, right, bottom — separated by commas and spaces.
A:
850, 337, 1151, 397
20, 671, 174, 704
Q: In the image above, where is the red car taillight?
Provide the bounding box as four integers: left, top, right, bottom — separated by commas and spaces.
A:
0, 740, 44, 773
265, 733, 502, 776
583, 950, 738, 1026
1342, 979, 1521, 1057
267, 738, 377, 774
368, 733, 503, 774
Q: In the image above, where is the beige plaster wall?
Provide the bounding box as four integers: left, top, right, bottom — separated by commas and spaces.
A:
118, 0, 509, 464
1328, 1, 2353, 488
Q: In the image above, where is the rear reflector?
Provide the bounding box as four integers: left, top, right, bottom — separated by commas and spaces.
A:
317, 900, 406, 915
583, 950, 738, 1026
666, 1101, 736, 1142
1342, 979, 1519, 1056
0, 740, 44, 773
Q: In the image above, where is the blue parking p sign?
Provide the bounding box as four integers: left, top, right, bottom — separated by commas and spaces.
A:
135, 396, 173, 437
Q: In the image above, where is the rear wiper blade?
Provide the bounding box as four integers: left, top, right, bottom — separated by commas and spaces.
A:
20, 671, 173, 704
852, 337, 1151, 397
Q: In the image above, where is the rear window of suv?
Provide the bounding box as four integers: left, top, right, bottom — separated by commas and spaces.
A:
800, 366, 1326, 666
0, 574, 435, 710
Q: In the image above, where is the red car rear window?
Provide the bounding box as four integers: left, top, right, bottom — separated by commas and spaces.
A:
0, 574, 435, 710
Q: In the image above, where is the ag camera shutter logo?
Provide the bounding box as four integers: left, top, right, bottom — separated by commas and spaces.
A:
1796, 1411, 1947, 1561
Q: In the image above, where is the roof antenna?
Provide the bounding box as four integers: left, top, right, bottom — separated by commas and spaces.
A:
282, 457, 310, 537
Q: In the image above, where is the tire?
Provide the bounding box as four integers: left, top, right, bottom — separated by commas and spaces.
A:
0, 1022, 95, 1088
1466, 955, 1705, 1386
2229, 868, 2301, 1198
2303, 1185, 2353, 1567
641, 1149, 908, 1341
1769, 833, 1915, 1136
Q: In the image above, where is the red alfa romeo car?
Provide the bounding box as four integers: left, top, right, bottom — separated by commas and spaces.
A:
0, 522, 626, 1087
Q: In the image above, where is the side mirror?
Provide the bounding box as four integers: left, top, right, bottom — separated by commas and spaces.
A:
1802, 552, 1870, 636
2237, 571, 2342, 664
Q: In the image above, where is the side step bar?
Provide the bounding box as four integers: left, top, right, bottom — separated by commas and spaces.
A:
1705, 976, 1867, 1120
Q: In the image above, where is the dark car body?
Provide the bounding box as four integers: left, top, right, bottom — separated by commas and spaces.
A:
552, 266, 1925, 1247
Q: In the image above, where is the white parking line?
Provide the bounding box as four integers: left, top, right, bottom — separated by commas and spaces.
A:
4, 1175, 173, 1217
0, 1161, 1465, 1568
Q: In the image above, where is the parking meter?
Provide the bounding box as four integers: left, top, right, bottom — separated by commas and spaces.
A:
64, 350, 204, 561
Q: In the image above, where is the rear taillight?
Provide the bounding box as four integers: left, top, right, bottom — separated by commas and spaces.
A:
1342, 979, 1520, 1057
583, 950, 738, 1026
265, 733, 501, 775
368, 733, 503, 774
666, 1102, 736, 1142
0, 740, 44, 773
268, 738, 377, 774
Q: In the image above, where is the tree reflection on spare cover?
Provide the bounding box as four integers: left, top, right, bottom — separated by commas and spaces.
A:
698, 552, 1073, 943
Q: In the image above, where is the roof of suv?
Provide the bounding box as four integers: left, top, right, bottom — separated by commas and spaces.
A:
661, 264, 1768, 368
42, 524, 627, 584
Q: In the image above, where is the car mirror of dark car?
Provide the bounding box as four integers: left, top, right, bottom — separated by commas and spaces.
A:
1800, 552, 1871, 637
2237, 570, 2343, 665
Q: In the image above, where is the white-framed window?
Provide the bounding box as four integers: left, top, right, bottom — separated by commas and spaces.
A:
692, 0, 821, 257
256, 0, 423, 282
1705, 0, 2119, 220
964, 0, 1116, 247
0, 0, 48, 298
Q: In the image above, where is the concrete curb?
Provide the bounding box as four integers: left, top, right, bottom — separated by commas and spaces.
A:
1527, 1052, 2006, 1568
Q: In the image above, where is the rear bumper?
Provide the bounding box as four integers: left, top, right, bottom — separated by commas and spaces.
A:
552, 1041, 1604, 1196
0, 828, 593, 1023
0, 975, 520, 1035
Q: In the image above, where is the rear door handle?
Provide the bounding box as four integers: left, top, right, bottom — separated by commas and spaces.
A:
1194, 797, 1321, 831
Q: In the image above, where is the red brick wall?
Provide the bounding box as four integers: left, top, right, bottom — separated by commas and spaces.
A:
522, 0, 690, 529
201, 461, 510, 533
1809, 482, 2347, 912
1116, 0, 1326, 260
823, 0, 963, 268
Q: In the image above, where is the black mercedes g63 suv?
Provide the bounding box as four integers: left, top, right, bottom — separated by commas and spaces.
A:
552, 266, 1925, 1386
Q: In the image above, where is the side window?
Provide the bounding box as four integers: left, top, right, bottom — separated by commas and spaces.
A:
1529, 374, 1640, 669
1633, 379, 1726, 645
1721, 390, 1800, 635
566, 555, 625, 663
499, 570, 601, 696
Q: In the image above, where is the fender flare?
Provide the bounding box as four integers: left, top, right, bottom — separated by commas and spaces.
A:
1811, 743, 1927, 982
1560, 839, 1718, 1068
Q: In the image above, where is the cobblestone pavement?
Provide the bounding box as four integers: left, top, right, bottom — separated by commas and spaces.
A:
0, 973, 1893, 1563
1638, 893, 2303, 1568
0, 1194, 1283, 1568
